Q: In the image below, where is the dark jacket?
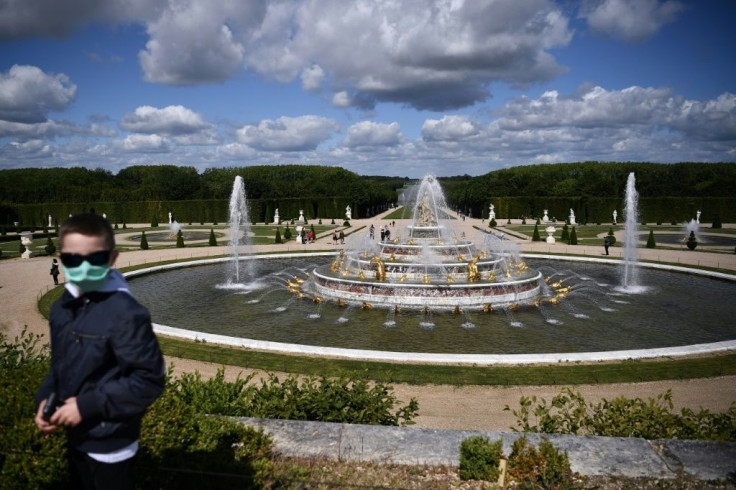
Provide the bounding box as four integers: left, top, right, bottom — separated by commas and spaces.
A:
36, 276, 165, 453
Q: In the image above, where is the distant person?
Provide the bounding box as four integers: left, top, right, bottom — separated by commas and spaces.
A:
35, 213, 165, 490
339, 230, 345, 244
603, 235, 610, 255
369, 224, 375, 240
50, 258, 60, 285
385, 229, 391, 241
332, 231, 338, 245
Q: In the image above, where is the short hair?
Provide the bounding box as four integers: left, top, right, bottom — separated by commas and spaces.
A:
59, 213, 115, 251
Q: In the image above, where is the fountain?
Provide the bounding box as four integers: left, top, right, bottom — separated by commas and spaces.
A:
227, 176, 253, 283
124, 173, 736, 361
621, 172, 639, 290
309, 175, 543, 310
168, 220, 181, 238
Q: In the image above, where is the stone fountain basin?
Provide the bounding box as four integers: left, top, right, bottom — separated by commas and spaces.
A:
311, 267, 542, 308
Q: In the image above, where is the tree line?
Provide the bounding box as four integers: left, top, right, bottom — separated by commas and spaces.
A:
1, 162, 734, 224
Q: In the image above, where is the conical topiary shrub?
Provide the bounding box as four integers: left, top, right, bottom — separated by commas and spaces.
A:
569, 226, 578, 245
44, 237, 56, 255
274, 228, 282, 244
532, 224, 541, 241
607, 227, 616, 246
712, 214, 722, 229
208, 228, 217, 246
140, 231, 149, 250
560, 224, 569, 242
646, 229, 656, 248
151, 215, 159, 228
284, 225, 292, 241
686, 231, 697, 250
176, 229, 185, 248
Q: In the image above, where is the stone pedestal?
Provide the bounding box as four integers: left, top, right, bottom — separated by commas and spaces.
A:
545, 226, 556, 244
20, 231, 34, 259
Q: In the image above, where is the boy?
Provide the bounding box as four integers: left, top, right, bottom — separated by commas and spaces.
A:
35, 213, 165, 490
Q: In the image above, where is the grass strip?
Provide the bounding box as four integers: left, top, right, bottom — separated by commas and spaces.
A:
157, 336, 736, 386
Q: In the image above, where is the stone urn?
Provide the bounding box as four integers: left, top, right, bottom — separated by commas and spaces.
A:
545, 226, 556, 244
20, 231, 34, 259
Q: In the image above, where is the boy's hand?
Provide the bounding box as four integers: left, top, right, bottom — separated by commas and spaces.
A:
50, 397, 82, 427
35, 399, 59, 433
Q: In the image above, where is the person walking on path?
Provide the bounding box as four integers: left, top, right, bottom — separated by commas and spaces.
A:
339, 230, 345, 244
603, 235, 610, 255
50, 258, 60, 285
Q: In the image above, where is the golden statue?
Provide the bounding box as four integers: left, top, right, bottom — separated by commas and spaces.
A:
422, 274, 431, 284
358, 270, 366, 280
467, 255, 481, 282
416, 194, 437, 226
369, 255, 386, 281
446, 275, 455, 283
482, 304, 492, 313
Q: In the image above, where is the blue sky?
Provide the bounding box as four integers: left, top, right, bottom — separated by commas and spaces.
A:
0, 0, 734, 177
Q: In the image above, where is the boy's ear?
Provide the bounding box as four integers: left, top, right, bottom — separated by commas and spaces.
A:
110, 250, 120, 267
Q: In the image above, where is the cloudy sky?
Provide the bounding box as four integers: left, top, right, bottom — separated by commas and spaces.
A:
1, 0, 734, 177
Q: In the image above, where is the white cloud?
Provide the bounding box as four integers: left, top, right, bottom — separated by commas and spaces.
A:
0, 1, 574, 110
495, 85, 736, 143
0, 65, 77, 123
0, 119, 106, 139
138, 1, 258, 85
301, 64, 325, 92
113, 134, 170, 152
120, 105, 213, 135
236, 115, 340, 151
332, 91, 352, 108
342, 121, 402, 149
244, 0, 573, 110
422, 115, 481, 141
580, 0, 685, 42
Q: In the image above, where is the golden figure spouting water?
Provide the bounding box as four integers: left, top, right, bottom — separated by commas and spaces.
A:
467, 255, 481, 282
370, 255, 386, 281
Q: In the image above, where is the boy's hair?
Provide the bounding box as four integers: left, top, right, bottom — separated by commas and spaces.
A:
59, 213, 116, 251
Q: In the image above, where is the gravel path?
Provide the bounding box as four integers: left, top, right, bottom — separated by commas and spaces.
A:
2, 215, 734, 431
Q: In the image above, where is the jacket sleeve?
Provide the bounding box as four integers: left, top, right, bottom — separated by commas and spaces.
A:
75, 303, 165, 422
35, 371, 56, 408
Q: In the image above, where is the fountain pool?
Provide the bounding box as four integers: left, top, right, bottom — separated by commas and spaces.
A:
128, 254, 736, 358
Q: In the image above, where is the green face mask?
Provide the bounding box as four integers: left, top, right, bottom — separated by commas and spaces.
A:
63, 262, 110, 293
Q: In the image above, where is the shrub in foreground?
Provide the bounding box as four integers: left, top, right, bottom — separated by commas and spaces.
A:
459, 434, 579, 488
459, 436, 502, 481
505, 388, 736, 441
173, 369, 419, 426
